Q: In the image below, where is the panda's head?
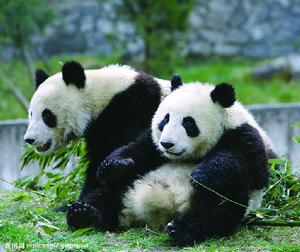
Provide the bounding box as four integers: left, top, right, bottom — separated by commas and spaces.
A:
24, 61, 90, 154
152, 79, 236, 161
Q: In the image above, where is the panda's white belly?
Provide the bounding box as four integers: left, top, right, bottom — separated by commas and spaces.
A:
120, 163, 196, 229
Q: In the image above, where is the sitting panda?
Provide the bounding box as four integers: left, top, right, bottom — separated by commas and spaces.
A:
24, 61, 172, 229
98, 80, 270, 246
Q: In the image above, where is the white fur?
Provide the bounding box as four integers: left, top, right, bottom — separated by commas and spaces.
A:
24, 65, 171, 154
120, 163, 195, 229
152, 83, 226, 160
244, 189, 264, 218
154, 78, 172, 101
226, 102, 274, 153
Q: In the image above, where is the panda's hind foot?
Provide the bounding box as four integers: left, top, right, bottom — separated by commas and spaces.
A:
166, 220, 196, 247
66, 200, 102, 229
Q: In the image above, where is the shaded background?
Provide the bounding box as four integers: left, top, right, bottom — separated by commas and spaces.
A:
1, 0, 300, 119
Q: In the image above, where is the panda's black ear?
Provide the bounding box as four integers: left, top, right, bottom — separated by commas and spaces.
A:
35, 69, 49, 89
62, 61, 86, 89
210, 83, 236, 108
171, 74, 183, 91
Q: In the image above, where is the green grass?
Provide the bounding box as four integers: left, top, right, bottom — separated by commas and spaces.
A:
0, 191, 299, 252
176, 58, 300, 105
1, 56, 300, 120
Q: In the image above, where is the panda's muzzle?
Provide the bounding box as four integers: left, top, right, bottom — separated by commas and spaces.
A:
166, 149, 185, 156
36, 140, 51, 152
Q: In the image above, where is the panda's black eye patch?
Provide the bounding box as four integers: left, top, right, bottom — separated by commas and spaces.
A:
158, 113, 169, 131
182, 116, 199, 137
42, 108, 57, 128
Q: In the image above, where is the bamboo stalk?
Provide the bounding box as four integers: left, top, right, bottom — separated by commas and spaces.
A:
0, 176, 45, 197
248, 219, 300, 227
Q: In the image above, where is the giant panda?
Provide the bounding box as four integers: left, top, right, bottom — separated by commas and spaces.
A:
24, 61, 172, 229
98, 79, 270, 246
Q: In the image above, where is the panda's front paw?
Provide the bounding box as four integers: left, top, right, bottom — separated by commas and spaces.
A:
66, 200, 102, 229
97, 158, 134, 181
166, 220, 195, 247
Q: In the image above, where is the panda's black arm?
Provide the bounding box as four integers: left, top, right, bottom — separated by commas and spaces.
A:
191, 124, 269, 192
191, 150, 250, 192
97, 129, 167, 181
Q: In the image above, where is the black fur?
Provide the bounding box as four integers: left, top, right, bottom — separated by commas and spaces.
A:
210, 83, 236, 108
171, 74, 183, 91
158, 113, 169, 131
101, 123, 269, 246
42, 108, 57, 128
182, 116, 200, 137
35, 69, 49, 89
97, 129, 166, 182
62, 61, 86, 89
66, 73, 164, 230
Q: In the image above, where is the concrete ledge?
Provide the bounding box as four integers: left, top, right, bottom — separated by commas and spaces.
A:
247, 103, 300, 173
248, 102, 300, 111
0, 119, 28, 125
0, 119, 40, 190
0, 103, 300, 189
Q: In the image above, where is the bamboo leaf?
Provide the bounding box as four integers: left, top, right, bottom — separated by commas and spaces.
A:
72, 227, 92, 237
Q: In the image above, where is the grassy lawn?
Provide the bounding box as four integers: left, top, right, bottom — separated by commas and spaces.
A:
1, 56, 300, 120
0, 191, 299, 252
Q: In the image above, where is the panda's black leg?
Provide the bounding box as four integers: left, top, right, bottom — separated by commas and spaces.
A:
66, 200, 103, 229
166, 220, 197, 247
66, 179, 124, 230
166, 191, 247, 247
53, 204, 70, 212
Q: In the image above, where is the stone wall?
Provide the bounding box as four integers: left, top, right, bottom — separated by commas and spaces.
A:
0, 103, 300, 190
188, 0, 300, 57
2, 0, 300, 60
31, 1, 140, 58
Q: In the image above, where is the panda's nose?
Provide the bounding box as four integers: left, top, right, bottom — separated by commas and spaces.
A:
160, 142, 174, 149
25, 138, 35, 145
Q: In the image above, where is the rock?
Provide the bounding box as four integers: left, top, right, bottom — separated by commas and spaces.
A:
189, 10, 204, 28
188, 40, 211, 56
223, 30, 249, 44
243, 41, 273, 58
251, 54, 300, 80
200, 30, 224, 43
80, 16, 94, 33
214, 43, 240, 56
127, 38, 144, 57
278, 0, 290, 8
96, 19, 113, 34
269, 45, 294, 57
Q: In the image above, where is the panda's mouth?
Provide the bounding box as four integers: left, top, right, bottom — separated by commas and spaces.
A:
36, 141, 51, 152
166, 150, 185, 156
